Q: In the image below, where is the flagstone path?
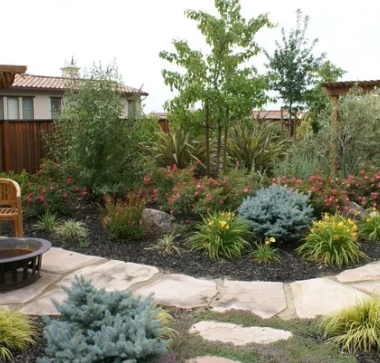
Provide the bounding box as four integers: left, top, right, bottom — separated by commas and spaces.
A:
1, 247, 379, 319
3, 247, 380, 363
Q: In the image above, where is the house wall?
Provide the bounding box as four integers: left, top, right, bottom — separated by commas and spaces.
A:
0, 89, 64, 119
0, 89, 140, 120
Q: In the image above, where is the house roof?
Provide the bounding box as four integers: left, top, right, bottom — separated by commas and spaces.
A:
9, 73, 148, 96
148, 112, 168, 121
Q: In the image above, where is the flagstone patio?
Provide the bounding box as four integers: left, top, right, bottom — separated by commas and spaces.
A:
1, 247, 379, 320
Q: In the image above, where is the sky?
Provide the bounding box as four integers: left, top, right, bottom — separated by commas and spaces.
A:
2, 0, 380, 113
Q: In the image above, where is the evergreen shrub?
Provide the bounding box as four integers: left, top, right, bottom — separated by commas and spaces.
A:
238, 184, 314, 241
38, 276, 168, 363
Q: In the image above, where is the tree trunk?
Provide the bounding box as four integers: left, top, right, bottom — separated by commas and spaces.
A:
215, 124, 222, 176
205, 105, 211, 178
222, 125, 228, 174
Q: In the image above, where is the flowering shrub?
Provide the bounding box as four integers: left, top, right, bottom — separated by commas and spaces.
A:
239, 184, 314, 241
296, 213, 367, 267
102, 192, 147, 240
189, 211, 252, 260
23, 160, 87, 217
359, 211, 380, 241
276, 169, 380, 217
144, 166, 260, 218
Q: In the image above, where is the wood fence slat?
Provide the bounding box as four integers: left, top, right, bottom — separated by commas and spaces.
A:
0, 120, 54, 174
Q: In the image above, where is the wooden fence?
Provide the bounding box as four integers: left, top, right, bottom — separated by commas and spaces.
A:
0, 120, 54, 174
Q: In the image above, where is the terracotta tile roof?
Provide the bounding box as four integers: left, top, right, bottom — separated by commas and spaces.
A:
322, 80, 380, 89
148, 112, 168, 120
10, 73, 148, 95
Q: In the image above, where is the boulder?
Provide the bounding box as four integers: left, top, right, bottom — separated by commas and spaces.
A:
141, 208, 175, 235
348, 202, 365, 218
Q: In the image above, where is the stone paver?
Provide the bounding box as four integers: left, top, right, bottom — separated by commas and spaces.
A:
290, 278, 368, 319
0, 273, 60, 304
351, 281, 380, 295
190, 321, 292, 345
59, 260, 159, 291
187, 357, 242, 363
135, 274, 217, 308
42, 247, 104, 274
336, 262, 380, 283
212, 281, 286, 319
20, 289, 67, 315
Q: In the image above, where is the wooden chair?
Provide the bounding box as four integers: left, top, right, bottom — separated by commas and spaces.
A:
0, 178, 23, 237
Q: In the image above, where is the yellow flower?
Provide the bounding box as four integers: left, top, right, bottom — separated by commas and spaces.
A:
265, 241, 270, 245
226, 225, 230, 230
337, 222, 344, 228
220, 220, 227, 228
366, 218, 371, 223
269, 237, 276, 243
208, 221, 214, 226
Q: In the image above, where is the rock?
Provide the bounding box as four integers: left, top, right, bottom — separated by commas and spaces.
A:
42, 247, 103, 274
348, 201, 365, 217
351, 281, 380, 295
134, 274, 217, 308
337, 262, 380, 283
141, 208, 175, 235
186, 357, 242, 363
190, 321, 292, 345
211, 281, 287, 319
59, 260, 159, 291
290, 278, 368, 318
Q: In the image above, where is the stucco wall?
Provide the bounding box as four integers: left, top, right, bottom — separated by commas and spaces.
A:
0, 89, 138, 120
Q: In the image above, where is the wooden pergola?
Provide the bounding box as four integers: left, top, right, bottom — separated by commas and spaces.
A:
0, 65, 27, 88
321, 80, 380, 176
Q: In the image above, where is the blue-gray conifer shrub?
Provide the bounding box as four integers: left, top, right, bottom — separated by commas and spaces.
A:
238, 184, 314, 241
37, 275, 168, 363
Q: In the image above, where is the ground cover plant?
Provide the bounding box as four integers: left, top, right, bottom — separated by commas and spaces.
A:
323, 294, 380, 354
0, 309, 38, 361
360, 211, 380, 241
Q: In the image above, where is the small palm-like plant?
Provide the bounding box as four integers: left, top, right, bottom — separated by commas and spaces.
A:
147, 127, 206, 169
251, 237, 282, 263
296, 213, 367, 267
148, 232, 181, 255
33, 212, 60, 233
227, 123, 288, 175
0, 308, 38, 361
53, 220, 89, 241
189, 211, 252, 260
360, 211, 380, 241
323, 294, 380, 354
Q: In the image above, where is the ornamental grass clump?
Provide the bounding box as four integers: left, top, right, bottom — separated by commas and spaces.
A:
323, 294, 380, 354
238, 184, 314, 241
189, 211, 252, 260
360, 211, 380, 241
297, 213, 367, 267
37, 275, 169, 363
0, 308, 38, 361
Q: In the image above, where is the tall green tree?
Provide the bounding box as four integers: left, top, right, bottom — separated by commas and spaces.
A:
160, 0, 273, 176
265, 9, 324, 136
304, 60, 345, 132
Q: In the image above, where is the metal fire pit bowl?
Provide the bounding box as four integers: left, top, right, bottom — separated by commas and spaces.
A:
0, 238, 51, 292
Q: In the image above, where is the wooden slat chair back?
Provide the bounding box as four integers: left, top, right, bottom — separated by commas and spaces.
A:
0, 178, 23, 237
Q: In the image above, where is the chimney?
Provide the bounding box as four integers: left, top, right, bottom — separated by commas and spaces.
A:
60, 58, 81, 78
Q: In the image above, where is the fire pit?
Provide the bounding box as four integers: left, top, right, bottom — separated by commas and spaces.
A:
0, 238, 51, 291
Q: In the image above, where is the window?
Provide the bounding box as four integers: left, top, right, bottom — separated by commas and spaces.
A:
7, 98, 19, 119
22, 98, 34, 120
0, 98, 3, 120
51, 98, 62, 120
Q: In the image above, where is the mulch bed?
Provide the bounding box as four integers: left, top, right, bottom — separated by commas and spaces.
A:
14, 201, 380, 283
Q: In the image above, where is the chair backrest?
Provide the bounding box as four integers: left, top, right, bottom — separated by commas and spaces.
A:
0, 178, 21, 208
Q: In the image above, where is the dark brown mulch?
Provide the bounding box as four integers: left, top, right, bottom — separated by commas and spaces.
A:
13, 201, 380, 283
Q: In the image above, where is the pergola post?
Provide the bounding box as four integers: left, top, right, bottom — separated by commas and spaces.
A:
330, 95, 339, 177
